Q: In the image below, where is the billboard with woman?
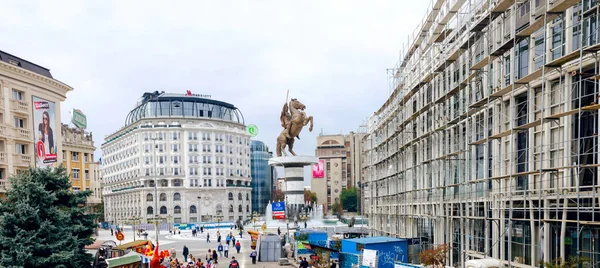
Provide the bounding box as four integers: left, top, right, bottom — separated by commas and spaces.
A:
32, 96, 57, 167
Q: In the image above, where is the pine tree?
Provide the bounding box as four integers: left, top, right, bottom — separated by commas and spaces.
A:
0, 167, 96, 268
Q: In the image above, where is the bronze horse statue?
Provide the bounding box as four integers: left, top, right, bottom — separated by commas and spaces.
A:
276, 98, 314, 157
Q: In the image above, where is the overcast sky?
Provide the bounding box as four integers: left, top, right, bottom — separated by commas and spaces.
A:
1, 0, 429, 158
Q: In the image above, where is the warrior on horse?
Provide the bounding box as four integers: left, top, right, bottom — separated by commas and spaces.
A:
277, 96, 314, 157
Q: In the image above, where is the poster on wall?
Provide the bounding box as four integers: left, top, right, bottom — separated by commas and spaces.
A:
362, 249, 378, 267
272, 201, 286, 219
312, 159, 324, 178
33, 96, 57, 167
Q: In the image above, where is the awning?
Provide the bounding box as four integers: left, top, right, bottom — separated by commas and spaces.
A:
106, 252, 142, 268
301, 242, 339, 253
112, 240, 152, 251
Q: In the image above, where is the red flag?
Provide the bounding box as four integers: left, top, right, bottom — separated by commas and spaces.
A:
185, 90, 192, 96
149, 242, 160, 268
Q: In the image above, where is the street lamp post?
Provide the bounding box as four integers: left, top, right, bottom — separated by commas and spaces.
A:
215, 211, 223, 233
125, 216, 140, 241
299, 211, 309, 229
151, 137, 159, 243
252, 211, 259, 230
147, 215, 162, 244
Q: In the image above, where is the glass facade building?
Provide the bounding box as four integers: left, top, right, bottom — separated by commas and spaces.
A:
250, 140, 272, 214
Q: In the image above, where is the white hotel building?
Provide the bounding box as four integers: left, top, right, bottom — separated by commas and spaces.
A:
102, 91, 252, 224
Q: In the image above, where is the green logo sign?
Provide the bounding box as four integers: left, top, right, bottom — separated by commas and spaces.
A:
71, 109, 87, 129
246, 124, 259, 137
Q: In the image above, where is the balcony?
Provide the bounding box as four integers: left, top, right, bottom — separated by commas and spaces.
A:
13, 154, 31, 167
9, 99, 29, 115
13, 128, 31, 141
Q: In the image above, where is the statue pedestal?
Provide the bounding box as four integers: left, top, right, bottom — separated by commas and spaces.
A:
269, 156, 317, 220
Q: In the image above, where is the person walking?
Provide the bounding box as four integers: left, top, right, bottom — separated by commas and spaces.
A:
205, 249, 212, 261
217, 243, 224, 257
226, 234, 231, 246
223, 243, 229, 258
228, 257, 240, 268
239, 230, 243, 238
212, 249, 218, 261
250, 249, 257, 264
235, 241, 241, 253
207, 232, 211, 243
217, 233, 222, 243
231, 236, 236, 246
110, 228, 114, 236
183, 245, 189, 262
171, 246, 177, 259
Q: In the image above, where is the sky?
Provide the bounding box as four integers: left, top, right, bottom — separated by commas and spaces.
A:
0, 0, 430, 159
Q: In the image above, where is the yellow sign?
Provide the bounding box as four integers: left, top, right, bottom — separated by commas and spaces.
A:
261, 223, 267, 231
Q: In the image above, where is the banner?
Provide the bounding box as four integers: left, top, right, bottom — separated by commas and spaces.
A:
33, 96, 57, 167
272, 201, 286, 219
312, 159, 324, 178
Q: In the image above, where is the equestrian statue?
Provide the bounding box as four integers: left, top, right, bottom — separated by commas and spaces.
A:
276, 98, 314, 157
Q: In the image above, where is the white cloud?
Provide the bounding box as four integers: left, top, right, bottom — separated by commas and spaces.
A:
0, 0, 430, 158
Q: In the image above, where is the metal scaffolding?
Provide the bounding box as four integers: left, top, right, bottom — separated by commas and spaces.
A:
363, 0, 600, 267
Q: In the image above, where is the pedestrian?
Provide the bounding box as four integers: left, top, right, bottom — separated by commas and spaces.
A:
201, 226, 204, 233
250, 249, 257, 264
231, 237, 236, 245
226, 234, 231, 245
207, 232, 211, 243
304, 221, 307, 229
224, 243, 229, 258
239, 230, 242, 238
217, 233, 222, 243
205, 249, 212, 261
277, 227, 280, 236
235, 241, 241, 253
183, 245, 189, 262
110, 228, 114, 236
212, 249, 218, 261
228, 256, 240, 268
218, 243, 223, 257
171, 246, 177, 259
230, 224, 233, 230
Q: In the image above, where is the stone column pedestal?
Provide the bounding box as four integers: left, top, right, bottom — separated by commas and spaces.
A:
269, 156, 317, 222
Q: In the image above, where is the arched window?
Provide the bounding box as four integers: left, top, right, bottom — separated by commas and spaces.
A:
174, 193, 181, 201
190, 205, 197, 214
160, 206, 167, 214
216, 204, 223, 214
238, 193, 242, 200
229, 205, 234, 212
174, 206, 181, 214
246, 204, 249, 212
146, 193, 153, 202
228, 192, 233, 200
238, 204, 242, 212
160, 193, 167, 201
246, 193, 249, 200
147, 206, 153, 215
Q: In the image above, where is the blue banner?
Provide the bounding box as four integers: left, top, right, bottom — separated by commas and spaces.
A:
272, 202, 286, 219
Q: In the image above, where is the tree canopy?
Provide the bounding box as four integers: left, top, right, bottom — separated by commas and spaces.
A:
303, 189, 317, 204
340, 187, 359, 212
0, 167, 96, 268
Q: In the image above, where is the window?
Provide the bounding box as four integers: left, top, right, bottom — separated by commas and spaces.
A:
238, 193, 242, 200
190, 205, 197, 214
147, 194, 153, 202
229, 205, 234, 212
238, 205, 242, 212
12, 89, 23, 100
72, 169, 80, 179
246, 193, 249, 200
160, 206, 167, 214
160, 193, 167, 201
174, 206, 181, 214
246, 205, 249, 213
174, 193, 181, 201
147, 207, 154, 215
15, 144, 26, 154
228, 192, 233, 200
84, 153, 89, 162
85, 170, 89, 179
13, 117, 25, 128
72, 152, 79, 161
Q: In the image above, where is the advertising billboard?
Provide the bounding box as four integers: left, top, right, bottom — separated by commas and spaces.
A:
33, 96, 57, 167
272, 201, 286, 219
312, 159, 324, 178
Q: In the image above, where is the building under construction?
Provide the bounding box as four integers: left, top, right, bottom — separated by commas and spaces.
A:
362, 0, 600, 266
